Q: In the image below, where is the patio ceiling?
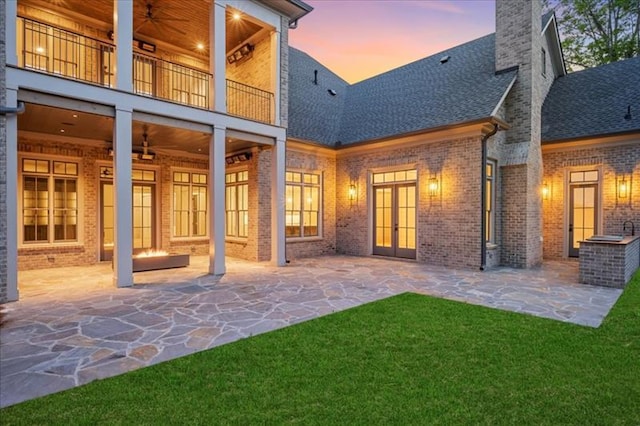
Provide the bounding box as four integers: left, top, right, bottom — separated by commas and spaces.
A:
24, 0, 267, 55
18, 103, 260, 155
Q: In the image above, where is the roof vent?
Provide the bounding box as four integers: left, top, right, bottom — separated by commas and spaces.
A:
314, 70, 318, 85
440, 55, 450, 64
328, 89, 337, 96
624, 105, 632, 120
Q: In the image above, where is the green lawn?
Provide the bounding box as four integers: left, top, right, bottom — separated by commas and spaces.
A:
2, 273, 639, 425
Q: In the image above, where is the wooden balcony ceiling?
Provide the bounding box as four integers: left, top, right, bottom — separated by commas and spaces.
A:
29, 0, 264, 54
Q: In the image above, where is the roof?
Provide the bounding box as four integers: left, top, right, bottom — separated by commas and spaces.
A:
541, 10, 554, 30
289, 34, 517, 146
542, 56, 640, 142
287, 48, 349, 145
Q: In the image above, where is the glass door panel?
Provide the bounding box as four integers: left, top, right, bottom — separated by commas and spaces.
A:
569, 184, 597, 257
373, 184, 416, 259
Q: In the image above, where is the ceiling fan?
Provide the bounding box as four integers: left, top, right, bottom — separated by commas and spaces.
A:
135, 1, 188, 36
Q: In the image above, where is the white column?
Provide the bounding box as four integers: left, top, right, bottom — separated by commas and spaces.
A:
270, 29, 281, 126
5, 88, 19, 301
5, 0, 18, 66
113, 107, 133, 287
208, 125, 226, 274
211, 1, 227, 112
271, 138, 286, 265
114, 0, 133, 92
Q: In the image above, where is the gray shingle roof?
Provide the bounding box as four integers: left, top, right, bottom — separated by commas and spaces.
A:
287, 48, 349, 146
542, 56, 640, 142
288, 34, 517, 146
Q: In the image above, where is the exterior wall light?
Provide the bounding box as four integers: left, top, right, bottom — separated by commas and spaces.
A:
428, 177, 439, 197
348, 184, 357, 206
542, 183, 549, 200
618, 177, 628, 199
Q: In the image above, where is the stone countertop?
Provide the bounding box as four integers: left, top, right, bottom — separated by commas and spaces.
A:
580, 235, 640, 245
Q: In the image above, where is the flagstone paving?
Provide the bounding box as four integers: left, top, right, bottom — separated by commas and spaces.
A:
0, 255, 622, 408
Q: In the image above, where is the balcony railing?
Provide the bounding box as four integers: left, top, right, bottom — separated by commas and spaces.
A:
17, 17, 274, 121
19, 17, 115, 87
133, 52, 211, 109
227, 79, 274, 124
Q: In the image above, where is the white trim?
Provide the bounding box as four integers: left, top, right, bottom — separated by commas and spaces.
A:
542, 135, 640, 153
490, 74, 517, 118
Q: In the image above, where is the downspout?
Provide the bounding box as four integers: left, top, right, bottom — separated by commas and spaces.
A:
480, 123, 499, 271
0, 101, 26, 115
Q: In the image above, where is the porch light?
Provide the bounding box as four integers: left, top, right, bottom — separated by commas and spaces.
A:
348, 184, 357, 202
428, 177, 439, 197
227, 43, 254, 65
542, 183, 549, 200
232, 12, 241, 21
618, 177, 628, 198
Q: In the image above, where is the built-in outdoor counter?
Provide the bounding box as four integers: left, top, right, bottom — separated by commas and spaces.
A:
579, 235, 640, 288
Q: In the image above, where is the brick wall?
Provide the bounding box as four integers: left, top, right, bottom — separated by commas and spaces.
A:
226, 34, 271, 93
579, 237, 640, 288
1, 0, 8, 303
542, 142, 640, 259
495, 0, 544, 268
336, 136, 484, 269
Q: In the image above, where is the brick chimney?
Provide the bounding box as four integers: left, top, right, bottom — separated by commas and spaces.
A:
495, 0, 544, 268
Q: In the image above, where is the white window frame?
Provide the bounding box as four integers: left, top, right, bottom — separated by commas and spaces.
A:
285, 169, 323, 241
171, 168, 209, 240
486, 159, 497, 244
18, 154, 83, 247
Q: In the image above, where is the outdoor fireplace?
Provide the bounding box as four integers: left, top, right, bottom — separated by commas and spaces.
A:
132, 250, 190, 272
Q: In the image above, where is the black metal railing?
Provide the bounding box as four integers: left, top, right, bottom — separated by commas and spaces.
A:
133, 52, 211, 109
19, 17, 115, 87
226, 79, 274, 124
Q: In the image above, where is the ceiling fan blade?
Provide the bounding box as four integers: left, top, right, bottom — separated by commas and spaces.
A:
134, 20, 150, 33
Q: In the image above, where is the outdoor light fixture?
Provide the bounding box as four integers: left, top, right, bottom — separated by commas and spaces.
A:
227, 43, 254, 64
542, 183, 549, 200
428, 176, 439, 197
618, 177, 628, 199
348, 184, 357, 205
226, 152, 252, 164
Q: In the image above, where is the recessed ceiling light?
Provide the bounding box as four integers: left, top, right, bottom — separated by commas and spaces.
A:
36, 47, 44, 54
197, 43, 205, 50
72, 114, 78, 118
233, 12, 241, 20
60, 129, 65, 133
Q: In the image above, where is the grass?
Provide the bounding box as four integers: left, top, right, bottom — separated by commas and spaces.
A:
2, 273, 639, 425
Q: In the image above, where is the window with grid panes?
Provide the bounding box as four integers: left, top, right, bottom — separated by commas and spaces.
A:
172, 171, 207, 238
22, 158, 78, 243
286, 171, 321, 238
225, 171, 249, 238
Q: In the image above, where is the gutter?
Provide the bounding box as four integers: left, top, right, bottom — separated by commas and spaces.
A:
0, 101, 26, 115
480, 123, 499, 271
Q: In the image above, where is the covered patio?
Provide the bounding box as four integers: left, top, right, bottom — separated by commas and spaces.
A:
1, 255, 622, 407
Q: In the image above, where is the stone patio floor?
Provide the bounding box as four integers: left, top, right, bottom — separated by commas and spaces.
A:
0, 255, 623, 408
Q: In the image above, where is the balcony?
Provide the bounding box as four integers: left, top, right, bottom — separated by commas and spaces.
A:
16, 16, 275, 123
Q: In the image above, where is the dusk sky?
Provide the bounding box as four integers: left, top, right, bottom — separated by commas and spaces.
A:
289, 0, 496, 83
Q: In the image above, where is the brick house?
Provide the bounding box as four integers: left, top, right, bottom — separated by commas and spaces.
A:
1, 0, 638, 303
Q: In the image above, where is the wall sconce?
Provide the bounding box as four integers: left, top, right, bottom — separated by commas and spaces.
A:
428, 177, 439, 197
348, 184, 357, 206
542, 183, 549, 200
227, 43, 254, 64
618, 177, 628, 199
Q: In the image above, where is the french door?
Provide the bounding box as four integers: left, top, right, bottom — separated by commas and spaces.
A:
100, 182, 155, 261
373, 183, 416, 259
568, 184, 597, 257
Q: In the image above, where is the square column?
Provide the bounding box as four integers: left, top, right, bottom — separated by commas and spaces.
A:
113, 107, 133, 287
114, 0, 133, 92
270, 28, 281, 126
4, 0, 18, 66
208, 125, 226, 274
211, 1, 227, 112
271, 138, 286, 265
3, 88, 19, 301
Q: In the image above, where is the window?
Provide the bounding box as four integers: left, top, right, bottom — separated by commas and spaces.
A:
22, 158, 78, 243
169, 63, 209, 108
225, 171, 249, 238
23, 20, 79, 78
541, 48, 546, 76
134, 54, 155, 96
172, 171, 207, 238
286, 171, 321, 238
486, 161, 496, 243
